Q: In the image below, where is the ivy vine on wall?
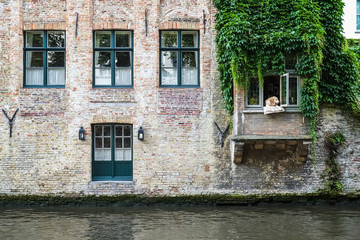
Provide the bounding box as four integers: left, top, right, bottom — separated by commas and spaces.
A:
214, 0, 360, 135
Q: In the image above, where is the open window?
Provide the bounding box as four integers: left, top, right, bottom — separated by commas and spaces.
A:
246, 74, 301, 109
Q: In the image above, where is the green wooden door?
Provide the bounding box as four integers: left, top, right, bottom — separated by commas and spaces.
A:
92, 124, 133, 181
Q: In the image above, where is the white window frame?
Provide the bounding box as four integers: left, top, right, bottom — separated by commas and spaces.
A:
245, 74, 301, 109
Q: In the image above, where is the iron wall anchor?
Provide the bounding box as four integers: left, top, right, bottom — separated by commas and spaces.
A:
2, 108, 19, 138
214, 121, 230, 147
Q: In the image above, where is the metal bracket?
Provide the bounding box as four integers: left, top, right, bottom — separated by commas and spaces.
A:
2, 108, 19, 138
214, 121, 230, 147
75, 12, 79, 38
145, 9, 148, 37
203, 10, 207, 34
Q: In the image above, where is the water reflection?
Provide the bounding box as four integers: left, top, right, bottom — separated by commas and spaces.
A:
0, 206, 360, 240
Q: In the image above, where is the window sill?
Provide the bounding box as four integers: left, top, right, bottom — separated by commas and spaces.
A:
243, 108, 301, 113
92, 86, 133, 89
159, 85, 201, 88
23, 86, 65, 89
89, 181, 134, 185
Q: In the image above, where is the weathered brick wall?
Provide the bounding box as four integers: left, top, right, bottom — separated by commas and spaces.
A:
0, 0, 222, 196
315, 106, 360, 193
213, 105, 359, 195
242, 112, 309, 136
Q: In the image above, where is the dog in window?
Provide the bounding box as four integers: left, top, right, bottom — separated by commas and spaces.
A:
264, 96, 285, 114
265, 96, 280, 107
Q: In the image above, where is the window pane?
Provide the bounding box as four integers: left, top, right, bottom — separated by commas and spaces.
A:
26, 31, 43, 47
182, 68, 198, 85
161, 51, 177, 67
161, 68, 178, 85
94, 149, 103, 161
116, 32, 131, 47
124, 138, 131, 148
357, 15, 360, 30
357, 0, 360, 14
285, 55, 296, 70
95, 51, 111, 67
116, 138, 123, 148
115, 126, 123, 136
48, 69, 65, 85
103, 149, 111, 160
115, 149, 124, 161
182, 31, 198, 47
95, 69, 111, 85
104, 137, 111, 148
48, 31, 65, 48
115, 68, 131, 85
248, 78, 260, 105
95, 126, 102, 136
182, 52, 197, 67
26, 69, 43, 85
26, 51, 43, 67
48, 51, 65, 67
103, 126, 111, 136
124, 126, 131, 136
161, 31, 178, 47
95, 32, 111, 47
95, 52, 111, 85
124, 149, 131, 161
26, 52, 44, 85
116, 52, 131, 67
289, 77, 298, 105
95, 138, 102, 148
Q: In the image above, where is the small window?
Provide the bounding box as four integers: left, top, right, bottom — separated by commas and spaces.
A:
285, 55, 297, 71
93, 31, 133, 87
246, 74, 301, 108
160, 30, 200, 87
92, 124, 133, 181
24, 31, 66, 87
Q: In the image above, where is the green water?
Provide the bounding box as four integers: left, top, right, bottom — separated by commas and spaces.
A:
1, 205, 360, 239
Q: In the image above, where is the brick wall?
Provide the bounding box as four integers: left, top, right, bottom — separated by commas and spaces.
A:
0, 0, 359, 197
0, 0, 222, 196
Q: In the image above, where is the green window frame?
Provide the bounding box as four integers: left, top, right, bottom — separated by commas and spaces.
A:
92, 124, 133, 181
24, 31, 66, 87
160, 30, 200, 87
93, 31, 133, 88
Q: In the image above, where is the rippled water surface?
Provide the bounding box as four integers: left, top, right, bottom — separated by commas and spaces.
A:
1, 205, 360, 240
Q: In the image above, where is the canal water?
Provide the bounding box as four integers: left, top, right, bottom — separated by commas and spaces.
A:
1, 205, 360, 240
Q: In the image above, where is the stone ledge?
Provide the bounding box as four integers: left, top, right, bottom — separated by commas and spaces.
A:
231, 135, 313, 164
232, 135, 313, 142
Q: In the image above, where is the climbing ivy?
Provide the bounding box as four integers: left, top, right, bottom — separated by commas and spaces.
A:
316, 0, 360, 115
321, 131, 345, 194
214, 0, 360, 124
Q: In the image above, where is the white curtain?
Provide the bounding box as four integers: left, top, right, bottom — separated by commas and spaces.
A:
26, 69, 43, 85
48, 69, 65, 85
115, 68, 131, 85
161, 68, 177, 85
95, 149, 111, 161
181, 68, 198, 85
95, 68, 111, 85
115, 149, 131, 161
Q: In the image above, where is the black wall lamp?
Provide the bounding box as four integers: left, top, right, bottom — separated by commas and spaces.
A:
138, 127, 144, 141
79, 127, 85, 140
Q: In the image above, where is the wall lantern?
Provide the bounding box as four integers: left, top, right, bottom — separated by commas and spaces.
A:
79, 127, 85, 140
138, 127, 144, 141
